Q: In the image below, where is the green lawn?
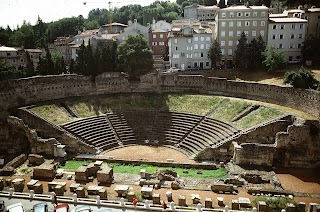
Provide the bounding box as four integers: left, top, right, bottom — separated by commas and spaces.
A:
234, 106, 284, 129
29, 104, 74, 125
59, 161, 228, 179
210, 99, 251, 122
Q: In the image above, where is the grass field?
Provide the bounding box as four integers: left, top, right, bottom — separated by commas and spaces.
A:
234, 106, 284, 129
29, 104, 74, 125
59, 161, 228, 179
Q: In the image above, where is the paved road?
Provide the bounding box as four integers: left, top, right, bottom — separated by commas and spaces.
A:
1, 197, 158, 212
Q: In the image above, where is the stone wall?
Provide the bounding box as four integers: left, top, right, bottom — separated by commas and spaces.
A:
18, 108, 96, 157
0, 73, 319, 123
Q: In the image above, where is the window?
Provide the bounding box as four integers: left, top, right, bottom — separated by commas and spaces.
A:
261, 21, 265, 26
30, 54, 33, 59
160, 48, 163, 51
221, 41, 225, 46
174, 39, 177, 43
261, 11, 266, 17
229, 31, 234, 37
181, 52, 185, 57
152, 42, 157, 46
244, 31, 249, 36
175, 46, 178, 50
278, 44, 283, 49
237, 12, 242, 17
228, 41, 233, 46
237, 31, 241, 36
290, 34, 294, 39
298, 34, 303, 39
291, 24, 295, 29
194, 44, 198, 49
222, 12, 226, 17
298, 44, 302, 48
194, 62, 198, 67
153, 34, 156, 38
245, 12, 250, 17
221, 49, 225, 55
260, 30, 265, 36
280, 34, 284, 39
272, 25, 276, 29
160, 34, 163, 38
159, 42, 164, 45
280, 25, 284, 29
194, 36, 198, 41
221, 31, 226, 37
200, 44, 204, 49
300, 24, 304, 29
187, 46, 192, 51
245, 21, 250, 26
221, 22, 226, 27
272, 35, 276, 39
230, 12, 234, 17
289, 44, 294, 48
188, 38, 192, 43
252, 31, 256, 37
205, 44, 210, 49
237, 21, 241, 27
228, 49, 233, 56
200, 36, 204, 41
253, 21, 257, 27
253, 12, 257, 17
206, 37, 210, 42
229, 21, 234, 27
173, 54, 179, 58
206, 62, 210, 67
195, 53, 198, 58
200, 53, 204, 58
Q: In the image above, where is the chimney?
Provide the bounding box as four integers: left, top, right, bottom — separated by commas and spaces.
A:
134, 19, 137, 30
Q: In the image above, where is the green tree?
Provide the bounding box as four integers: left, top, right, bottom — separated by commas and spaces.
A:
25, 52, 35, 77
69, 59, 75, 74
284, 67, 319, 89
208, 40, 222, 68
37, 57, 47, 75
75, 41, 86, 74
0, 59, 25, 80
204, 0, 217, 5
218, 0, 226, 8
45, 47, 55, 75
235, 32, 248, 70
117, 35, 154, 80
262, 45, 286, 73
301, 30, 320, 64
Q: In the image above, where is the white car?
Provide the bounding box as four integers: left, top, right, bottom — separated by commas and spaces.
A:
6, 203, 24, 212
168, 67, 182, 72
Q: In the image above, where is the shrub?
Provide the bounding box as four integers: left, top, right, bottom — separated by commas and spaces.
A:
284, 67, 319, 89
252, 196, 298, 212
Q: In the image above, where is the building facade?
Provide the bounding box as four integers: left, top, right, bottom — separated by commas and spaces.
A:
116, 19, 149, 44
149, 29, 169, 60
198, 5, 219, 21
168, 24, 212, 70
213, 5, 269, 64
268, 17, 307, 62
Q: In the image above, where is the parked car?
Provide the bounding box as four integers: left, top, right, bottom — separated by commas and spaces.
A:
97, 209, 113, 212
74, 206, 92, 212
0, 200, 5, 212
288, 59, 301, 64
168, 67, 181, 72
6, 203, 24, 212
33, 203, 47, 212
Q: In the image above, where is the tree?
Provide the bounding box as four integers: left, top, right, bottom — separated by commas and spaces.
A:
25, 52, 35, 77
301, 30, 320, 64
284, 67, 319, 90
235, 32, 248, 70
204, 0, 217, 5
45, 48, 55, 75
117, 35, 154, 80
262, 45, 286, 73
208, 40, 222, 68
218, 0, 226, 8
69, 59, 75, 74
37, 57, 47, 75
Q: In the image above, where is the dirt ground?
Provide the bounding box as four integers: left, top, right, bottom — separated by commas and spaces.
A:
102, 145, 195, 163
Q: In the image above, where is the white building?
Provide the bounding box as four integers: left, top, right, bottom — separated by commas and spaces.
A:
116, 19, 149, 44
184, 4, 219, 21
151, 19, 172, 32
168, 22, 212, 70
268, 17, 307, 62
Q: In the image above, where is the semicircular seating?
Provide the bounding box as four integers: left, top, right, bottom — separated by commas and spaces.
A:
61, 111, 240, 157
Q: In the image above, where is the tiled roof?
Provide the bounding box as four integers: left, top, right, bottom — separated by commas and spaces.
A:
269, 17, 308, 23
0, 46, 17, 51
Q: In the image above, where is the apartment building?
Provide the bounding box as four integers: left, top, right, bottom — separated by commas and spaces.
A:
168, 23, 212, 70
184, 4, 219, 21
116, 19, 149, 44
149, 29, 169, 59
268, 17, 307, 62
49, 36, 74, 64
213, 5, 269, 64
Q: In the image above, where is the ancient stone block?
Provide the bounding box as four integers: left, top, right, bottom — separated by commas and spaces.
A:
87, 185, 104, 195
76, 187, 86, 197
217, 197, 224, 206
191, 194, 200, 204
33, 164, 56, 180
114, 185, 129, 197
141, 187, 153, 200
54, 185, 65, 196
152, 193, 161, 205
178, 195, 186, 206
28, 154, 45, 166
12, 178, 25, 192
70, 183, 81, 192
127, 191, 135, 202
205, 198, 212, 208
33, 183, 43, 194
97, 165, 113, 184
231, 199, 239, 210
27, 179, 38, 190
99, 188, 108, 199
298, 202, 306, 212
166, 191, 173, 202
211, 182, 236, 193
258, 201, 267, 212
239, 197, 251, 209
75, 166, 88, 182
